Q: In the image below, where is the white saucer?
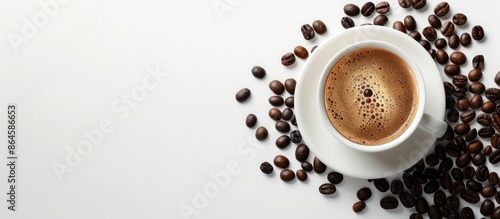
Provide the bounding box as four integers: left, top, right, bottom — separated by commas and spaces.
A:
295, 26, 445, 179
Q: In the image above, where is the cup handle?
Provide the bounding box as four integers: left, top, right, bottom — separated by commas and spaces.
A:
417, 113, 448, 139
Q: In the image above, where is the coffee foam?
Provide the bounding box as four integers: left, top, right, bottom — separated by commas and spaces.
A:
324, 47, 418, 145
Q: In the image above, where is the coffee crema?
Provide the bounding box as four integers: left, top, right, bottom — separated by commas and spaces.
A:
323, 47, 419, 145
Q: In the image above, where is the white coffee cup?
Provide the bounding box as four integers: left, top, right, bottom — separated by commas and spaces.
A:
317, 40, 448, 153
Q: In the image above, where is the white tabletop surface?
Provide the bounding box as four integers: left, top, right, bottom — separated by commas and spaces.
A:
0, 0, 499, 218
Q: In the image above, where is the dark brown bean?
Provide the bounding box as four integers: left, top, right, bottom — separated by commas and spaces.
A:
481, 185, 498, 198
374, 178, 390, 192
344, 3, 360, 16
275, 121, 290, 133
444, 64, 460, 76
269, 80, 285, 95
392, 21, 405, 33
280, 169, 295, 182
457, 98, 469, 111
492, 134, 500, 148
327, 172, 344, 184
452, 13, 467, 25
490, 150, 500, 164
251, 66, 266, 79
472, 25, 485, 40
451, 168, 464, 181
422, 26, 437, 41
296, 169, 307, 181
446, 195, 460, 210
461, 189, 480, 203
399, 0, 412, 8
293, 46, 308, 59
473, 153, 487, 166
399, 191, 416, 208
436, 49, 448, 65
460, 33, 472, 47
415, 197, 428, 214
427, 14, 441, 29
301, 24, 315, 40
468, 69, 482, 82
281, 108, 293, 120
284, 96, 294, 108
450, 181, 466, 195
284, 78, 296, 95
361, 2, 375, 16
441, 21, 455, 37
473, 55, 485, 70
448, 34, 459, 49
428, 205, 442, 219
469, 94, 482, 109
403, 15, 416, 30
246, 114, 257, 128
255, 126, 268, 141
461, 206, 475, 218
341, 17, 355, 29
269, 96, 284, 107
481, 199, 495, 216
439, 173, 452, 189
313, 157, 326, 174
408, 31, 421, 41
413, 171, 427, 184
269, 108, 281, 121
235, 88, 251, 102
301, 161, 313, 172
467, 140, 483, 153
479, 127, 495, 138
373, 15, 388, 26
434, 2, 449, 17
428, 48, 436, 59
434, 190, 446, 207
260, 161, 273, 174
453, 74, 468, 87
424, 180, 440, 194
446, 96, 456, 109
476, 165, 490, 182
289, 130, 301, 143
495, 71, 500, 86
454, 123, 470, 135
464, 166, 476, 179
273, 155, 290, 168
312, 20, 327, 34
456, 152, 472, 168
390, 179, 404, 195
450, 51, 466, 65
478, 114, 492, 126
483, 101, 496, 113
466, 179, 483, 192
275, 135, 291, 149
412, 0, 426, 9
484, 145, 493, 156
425, 154, 440, 167
352, 201, 366, 213
319, 183, 336, 194
357, 187, 372, 201
466, 128, 477, 141
281, 52, 295, 66
375, 1, 390, 14
455, 136, 467, 151
380, 196, 399, 209
492, 206, 500, 218
295, 144, 309, 162
419, 40, 431, 50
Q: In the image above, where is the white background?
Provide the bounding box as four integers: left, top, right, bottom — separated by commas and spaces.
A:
0, 0, 499, 218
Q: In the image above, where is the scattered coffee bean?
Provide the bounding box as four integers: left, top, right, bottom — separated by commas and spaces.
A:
450, 51, 466, 65
269, 96, 284, 106
290, 115, 297, 126
440, 173, 452, 189
295, 144, 309, 162
492, 134, 500, 148
490, 150, 500, 164
289, 130, 301, 143
341, 16, 355, 29
481, 185, 498, 198
273, 155, 289, 168
495, 71, 500, 85
435, 144, 447, 159
251, 66, 266, 79
284, 78, 296, 95
436, 49, 448, 64
281, 108, 293, 120
275, 121, 290, 132
460, 33, 472, 47
284, 96, 294, 108
327, 172, 344, 184
319, 183, 336, 194
361, 2, 375, 16
434, 2, 449, 17
391, 179, 404, 195
301, 24, 315, 40
468, 69, 482, 82
439, 158, 453, 173
455, 135, 466, 151
423, 26, 437, 41
461, 189, 480, 203
428, 49, 436, 61
451, 168, 464, 181
269, 80, 285, 95
255, 126, 268, 141
454, 123, 470, 135
445, 64, 460, 76
399, 191, 416, 208
456, 98, 469, 111
469, 94, 483, 109
467, 140, 483, 153
313, 157, 326, 174
473, 55, 485, 70
441, 21, 455, 37
446, 142, 461, 157
301, 161, 313, 172
419, 40, 431, 50
260, 161, 273, 174
424, 168, 441, 181
453, 75, 468, 87
293, 45, 309, 59
375, 1, 390, 14
246, 114, 257, 128
461, 206, 475, 219
481, 199, 495, 216
452, 13, 467, 25
403, 15, 416, 30
399, 0, 412, 8
426, 154, 440, 167
479, 127, 495, 138
408, 31, 421, 41
357, 187, 372, 201
269, 108, 281, 121
424, 180, 440, 194
409, 213, 423, 219
484, 145, 493, 156
435, 38, 447, 49
275, 135, 291, 149
448, 34, 460, 49
344, 3, 360, 16
280, 169, 295, 182
235, 88, 251, 102
446, 195, 460, 211
427, 14, 442, 29
380, 196, 399, 209
374, 178, 390, 192
281, 53, 296, 66
415, 197, 429, 214
413, 171, 427, 184
476, 165, 490, 182
296, 169, 307, 181
482, 101, 496, 113
489, 172, 499, 186
464, 166, 476, 179
428, 205, 442, 219
466, 128, 477, 141
493, 206, 500, 219
466, 179, 483, 192
393, 21, 406, 33
450, 180, 466, 195
434, 190, 446, 207
412, 0, 426, 9
473, 153, 487, 166
472, 25, 485, 40
352, 201, 366, 213
478, 114, 492, 126
456, 152, 472, 168
373, 15, 388, 26
461, 109, 476, 123
312, 20, 327, 34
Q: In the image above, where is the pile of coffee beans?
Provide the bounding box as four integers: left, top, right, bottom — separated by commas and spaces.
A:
236, 1, 500, 218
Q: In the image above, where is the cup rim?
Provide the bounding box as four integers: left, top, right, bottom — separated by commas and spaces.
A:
317, 40, 426, 153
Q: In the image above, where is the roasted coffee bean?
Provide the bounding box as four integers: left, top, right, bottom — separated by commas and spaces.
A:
468, 69, 482, 82
281, 108, 293, 120
415, 197, 429, 214
476, 165, 490, 182
450, 181, 466, 195
482, 185, 498, 198
439, 125, 455, 141
327, 172, 344, 184
440, 173, 452, 189
269, 80, 285, 95
478, 114, 492, 126
361, 2, 375, 16
493, 206, 500, 218
341, 17, 355, 29
284, 78, 296, 95
393, 21, 406, 33
434, 2, 450, 17
466, 179, 483, 192
273, 155, 290, 168
424, 181, 440, 194
426, 154, 440, 167
434, 38, 446, 49
373, 15, 388, 26
457, 98, 469, 111
255, 126, 268, 141
408, 31, 421, 41
473, 55, 485, 70
479, 127, 495, 138
422, 26, 437, 41
460, 33, 472, 47
454, 123, 470, 135
448, 34, 460, 49
484, 145, 493, 156
399, 191, 416, 208
436, 49, 449, 65
424, 168, 440, 181
301, 161, 313, 172
441, 21, 455, 37
380, 196, 398, 209
295, 144, 309, 162
434, 190, 446, 207
319, 183, 336, 194
284, 96, 294, 108
447, 109, 458, 122
357, 187, 372, 201
427, 15, 441, 29
260, 162, 273, 174
275, 121, 290, 132
464, 166, 476, 179
246, 114, 257, 128
301, 24, 314, 40
399, 0, 412, 8
452, 13, 467, 25
269, 96, 284, 106
375, 1, 390, 14
466, 128, 477, 141
410, 213, 423, 219
403, 173, 415, 188
235, 88, 251, 102
473, 153, 487, 166
481, 199, 495, 216
453, 74, 468, 87
429, 49, 436, 59
483, 101, 496, 113
460, 207, 475, 219
446, 195, 460, 211
472, 25, 485, 40
275, 135, 291, 149
251, 66, 266, 79
493, 134, 500, 148
447, 142, 461, 157
451, 168, 464, 181
269, 108, 282, 121
490, 150, 500, 164
344, 3, 360, 16
450, 51, 466, 65
313, 157, 326, 174
403, 15, 417, 30
495, 71, 500, 86
312, 20, 327, 34
290, 115, 297, 126
469, 94, 483, 109
460, 109, 476, 123
467, 140, 484, 154
290, 130, 301, 143
419, 40, 431, 50
281, 52, 296, 66
293, 46, 308, 59
414, 159, 425, 172
456, 152, 472, 168
435, 145, 447, 160
280, 169, 295, 182
374, 178, 390, 192
412, 0, 426, 9
391, 179, 404, 195
352, 201, 366, 213
413, 171, 427, 184
461, 189, 480, 204
445, 64, 460, 76
455, 136, 467, 151
296, 169, 307, 181
439, 158, 453, 173
428, 205, 442, 219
